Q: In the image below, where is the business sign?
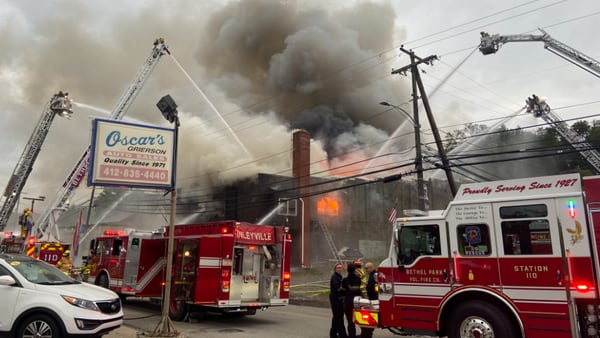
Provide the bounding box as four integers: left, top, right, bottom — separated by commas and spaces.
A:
88, 119, 175, 189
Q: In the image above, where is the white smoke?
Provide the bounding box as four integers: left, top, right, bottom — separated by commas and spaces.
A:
0, 0, 410, 229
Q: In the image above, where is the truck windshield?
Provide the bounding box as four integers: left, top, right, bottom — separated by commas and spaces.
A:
9, 258, 78, 285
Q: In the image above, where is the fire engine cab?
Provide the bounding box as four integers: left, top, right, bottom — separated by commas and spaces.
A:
1, 233, 67, 265
354, 173, 600, 338
86, 220, 291, 321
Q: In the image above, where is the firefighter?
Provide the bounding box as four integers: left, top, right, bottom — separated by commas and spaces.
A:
329, 263, 347, 338
360, 262, 379, 338
342, 263, 362, 338
354, 259, 367, 297
19, 208, 33, 239
57, 249, 73, 275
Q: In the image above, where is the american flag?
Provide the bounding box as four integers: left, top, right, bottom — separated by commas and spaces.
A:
388, 206, 398, 224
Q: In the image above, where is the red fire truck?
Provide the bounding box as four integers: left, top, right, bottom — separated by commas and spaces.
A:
86, 220, 291, 321
1, 233, 68, 265
354, 173, 600, 338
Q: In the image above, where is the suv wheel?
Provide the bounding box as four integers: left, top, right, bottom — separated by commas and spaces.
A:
17, 314, 60, 338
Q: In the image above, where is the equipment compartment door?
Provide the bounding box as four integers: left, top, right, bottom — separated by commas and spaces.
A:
259, 245, 282, 302
135, 238, 166, 297
230, 246, 261, 302
195, 236, 226, 304
173, 240, 198, 303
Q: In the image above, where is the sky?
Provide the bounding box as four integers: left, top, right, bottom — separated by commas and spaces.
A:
1, 0, 599, 227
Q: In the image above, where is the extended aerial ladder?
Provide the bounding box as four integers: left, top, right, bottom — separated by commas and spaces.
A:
479, 28, 600, 79
0, 92, 73, 232
525, 94, 600, 174
34, 38, 170, 241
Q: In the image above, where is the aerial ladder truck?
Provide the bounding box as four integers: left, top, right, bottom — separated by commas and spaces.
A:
478, 29, 600, 173
479, 28, 600, 79
33, 38, 170, 242
525, 94, 600, 174
0, 92, 73, 254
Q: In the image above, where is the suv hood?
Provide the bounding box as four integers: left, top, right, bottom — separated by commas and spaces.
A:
35, 282, 119, 301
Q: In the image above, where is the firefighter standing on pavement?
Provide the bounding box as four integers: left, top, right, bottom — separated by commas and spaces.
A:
354, 259, 367, 297
57, 249, 73, 275
329, 263, 348, 338
360, 262, 379, 338
342, 263, 362, 338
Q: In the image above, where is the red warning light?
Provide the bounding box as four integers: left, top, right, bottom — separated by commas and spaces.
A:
103, 230, 125, 236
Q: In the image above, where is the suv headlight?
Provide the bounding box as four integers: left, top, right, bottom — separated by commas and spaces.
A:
62, 295, 99, 311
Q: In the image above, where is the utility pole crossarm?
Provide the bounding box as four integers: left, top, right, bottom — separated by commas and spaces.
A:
390, 48, 458, 198
392, 48, 437, 76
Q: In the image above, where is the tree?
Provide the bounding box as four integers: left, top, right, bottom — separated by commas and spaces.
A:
572, 120, 591, 139
443, 123, 487, 153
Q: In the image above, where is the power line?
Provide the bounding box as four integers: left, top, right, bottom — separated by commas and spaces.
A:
113, 143, 598, 213
173, 106, 600, 198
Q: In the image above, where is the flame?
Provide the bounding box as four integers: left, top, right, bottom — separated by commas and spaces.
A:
317, 197, 339, 216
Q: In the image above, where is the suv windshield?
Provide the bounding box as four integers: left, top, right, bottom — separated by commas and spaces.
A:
8, 258, 79, 285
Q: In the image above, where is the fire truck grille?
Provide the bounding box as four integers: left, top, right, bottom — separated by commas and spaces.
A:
96, 299, 121, 314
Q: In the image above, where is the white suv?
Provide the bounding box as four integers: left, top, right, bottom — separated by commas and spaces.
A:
0, 253, 123, 337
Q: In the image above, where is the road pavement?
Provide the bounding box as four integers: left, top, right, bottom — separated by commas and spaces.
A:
105, 325, 139, 338
103, 301, 430, 338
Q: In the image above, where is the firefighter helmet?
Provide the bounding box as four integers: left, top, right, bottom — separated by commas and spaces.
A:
64, 250, 71, 256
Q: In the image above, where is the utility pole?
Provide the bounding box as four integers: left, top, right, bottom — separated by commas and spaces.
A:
410, 52, 425, 210
391, 47, 458, 197
154, 94, 183, 337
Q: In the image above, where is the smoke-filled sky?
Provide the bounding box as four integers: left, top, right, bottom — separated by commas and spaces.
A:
1, 0, 599, 220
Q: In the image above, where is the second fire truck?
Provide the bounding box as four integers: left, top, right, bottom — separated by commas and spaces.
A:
86, 220, 291, 321
354, 173, 600, 338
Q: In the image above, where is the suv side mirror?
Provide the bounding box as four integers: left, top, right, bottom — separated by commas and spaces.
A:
0, 275, 16, 286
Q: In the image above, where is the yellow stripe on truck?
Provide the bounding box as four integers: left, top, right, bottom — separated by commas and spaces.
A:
353, 309, 378, 327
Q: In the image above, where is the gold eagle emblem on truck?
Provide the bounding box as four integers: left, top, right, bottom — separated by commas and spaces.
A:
566, 220, 583, 244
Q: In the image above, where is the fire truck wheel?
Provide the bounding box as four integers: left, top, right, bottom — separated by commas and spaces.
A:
169, 299, 188, 322
448, 300, 517, 338
97, 273, 109, 289
17, 314, 61, 338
